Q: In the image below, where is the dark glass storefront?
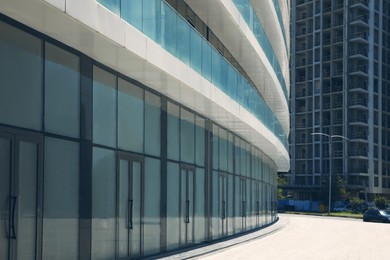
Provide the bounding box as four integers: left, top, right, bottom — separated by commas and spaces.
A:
0, 16, 278, 259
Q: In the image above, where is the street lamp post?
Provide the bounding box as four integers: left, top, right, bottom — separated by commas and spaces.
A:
311, 133, 349, 214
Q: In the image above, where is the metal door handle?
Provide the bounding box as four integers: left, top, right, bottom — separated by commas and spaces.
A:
185, 200, 190, 223
11, 196, 17, 239
222, 201, 226, 220
128, 200, 133, 229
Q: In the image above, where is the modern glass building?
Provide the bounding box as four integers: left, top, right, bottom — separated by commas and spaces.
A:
0, 0, 290, 259
289, 0, 390, 200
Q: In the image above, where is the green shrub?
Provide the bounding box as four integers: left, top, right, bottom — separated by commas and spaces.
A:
375, 196, 389, 210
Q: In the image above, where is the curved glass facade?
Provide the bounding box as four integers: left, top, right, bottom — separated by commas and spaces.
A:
97, 0, 288, 148
232, 0, 288, 99
0, 15, 280, 260
272, 0, 288, 49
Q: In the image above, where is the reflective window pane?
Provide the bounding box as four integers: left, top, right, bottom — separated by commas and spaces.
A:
167, 102, 179, 160
118, 78, 144, 153
92, 147, 116, 259
180, 108, 195, 164
143, 157, 160, 255
195, 116, 205, 167
93, 66, 117, 147
0, 21, 43, 130
145, 91, 161, 156
45, 43, 80, 138
166, 162, 179, 250
43, 137, 79, 259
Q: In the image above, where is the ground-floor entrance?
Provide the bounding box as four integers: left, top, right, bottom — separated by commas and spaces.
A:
0, 128, 43, 260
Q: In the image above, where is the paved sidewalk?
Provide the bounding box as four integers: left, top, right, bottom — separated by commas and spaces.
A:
200, 214, 390, 260
152, 217, 290, 260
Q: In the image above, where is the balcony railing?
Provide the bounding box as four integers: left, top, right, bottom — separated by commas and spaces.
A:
233, 0, 288, 99
350, 0, 369, 7
350, 132, 367, 139
350, 150, 368, 156
350, 65, 368, 73
350, 15, 368, 24
349, 98, 367, 106
333, 85, 343, 92
350, 48, 368, 57
348, 83, 368, 90
349, 168, 368, 173
350, 31, 368, 40
96, 0, 288, 147
349, 116, 368, 123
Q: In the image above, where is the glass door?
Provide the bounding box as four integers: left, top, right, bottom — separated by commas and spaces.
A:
117, 153, 143, 259
255, 182, 260, 227
180, 166, 195, 246
240, 178, 246, 231
219, 173, 228, 237
0, 129, 43, 260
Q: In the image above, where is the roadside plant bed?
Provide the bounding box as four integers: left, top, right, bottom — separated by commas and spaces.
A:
283, 211, 363, 219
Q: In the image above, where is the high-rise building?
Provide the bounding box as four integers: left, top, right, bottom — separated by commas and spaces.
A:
289, 0, 390, 200
0, 0, 290, 259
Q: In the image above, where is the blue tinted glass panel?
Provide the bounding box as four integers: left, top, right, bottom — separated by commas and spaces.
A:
144, 157, 161, 255
212, 125, 219, 170
194, 168, 205, 242
227, 66, 237, 98
166, 162, 179, 250
118, 78, 144, 153
195, 116, 205, 167
211, 48, 221, 88
43, 137, 79, 259
176, 18, 190, 65
219, 128, 228, 172
121, 0, 142, 31
190, 30, 202, 74
145, 91, 161, 157
227, 133, 234, 173
201, 38, 212, 82
161, 4, 177, 55
98, 0, 120, 15
0, 22, 43, 131
143, 0, 161, 42
92, 147, 116, 259
180, 108, 195, 164
93, 66, 117, 148
167, 102, 179, 160
45, 43, 80, 138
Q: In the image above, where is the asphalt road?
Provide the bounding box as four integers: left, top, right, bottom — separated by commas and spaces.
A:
199, 214, 390, 260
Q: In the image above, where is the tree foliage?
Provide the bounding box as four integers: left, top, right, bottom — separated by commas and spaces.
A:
349, 197, 365, 213
375, 196, 389, 210
333, 176, 349, 202
277, 175, 288, 200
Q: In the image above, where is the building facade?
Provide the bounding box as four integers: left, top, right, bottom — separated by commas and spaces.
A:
0, 0, 290, 259
290, 0, 390, 200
